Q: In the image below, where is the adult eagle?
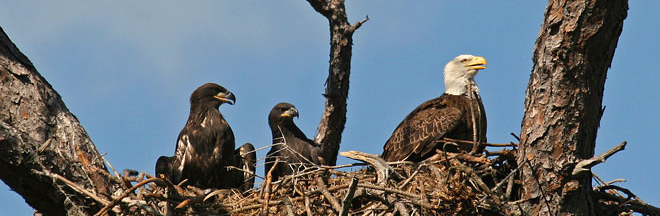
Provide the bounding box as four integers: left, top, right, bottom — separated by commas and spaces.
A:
381, 55, 488, 162
155, 83, 256, 191
265, 103, 322, 181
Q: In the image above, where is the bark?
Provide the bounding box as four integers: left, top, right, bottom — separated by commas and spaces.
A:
306, 0, 366, 166
516, 0, 627, 215
0, 26, 117, 215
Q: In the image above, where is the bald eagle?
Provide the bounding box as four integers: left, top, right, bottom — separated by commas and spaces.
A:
381, 55, 488, 162
265, 103, 322, 181
155, 83, 256, 190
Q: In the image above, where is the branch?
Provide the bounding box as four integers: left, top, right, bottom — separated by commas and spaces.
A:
94, 177, 165, 216
572, 141, 627, 176
316, 176, 342, 212
594, 189, 660, 215
339, 175, 359, 216
340, 151, 401, 185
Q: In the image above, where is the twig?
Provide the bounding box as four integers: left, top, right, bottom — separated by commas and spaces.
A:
94, 177, 165, 216
304, 195, 313, 216
357, 183, 419, 199
101, 154, 121, 180
444, 151, 491, 164
594, 189, 660, 215
572, 141, 626, 176
316, 176, 342, 212
398, 164, 423, 189
262, 158, 279, 213
120, 197, 162, 216
339, 175, 359, 216
37, 171, 111, 206
226, 165, 265, 180
340, 151, 401, 185
441, 138, 517, 148
491, 160, 524, 193
510, 133, 521, 142
347, 16, 369, 33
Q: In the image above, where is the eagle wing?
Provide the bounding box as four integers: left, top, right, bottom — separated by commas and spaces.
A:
381, 98, 464, 162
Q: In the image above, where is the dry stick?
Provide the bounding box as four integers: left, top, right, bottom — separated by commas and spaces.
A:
262, 158, 279, 213
227, 165, 265, 180
445, 151, 491, 164
440, 138, 516, 148
398, 164, 423, 189
100, 154, 122, 180
595, 189, 660, 215
592, 173, 626, 201
450, 158, 508, 213
339, 175, 359, 216
340, 151, 401, 184
572, 141, 627, 176
120, 197, 162, 216
316, 176, 342, 212
95, 177, 165, 216
41, 171, 111, 206
357, 183, 419, 199
304, 195, 313, 216
505, 173, 515, 201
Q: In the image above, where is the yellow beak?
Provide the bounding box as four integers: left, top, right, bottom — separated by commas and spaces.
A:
467, 56, 487, 70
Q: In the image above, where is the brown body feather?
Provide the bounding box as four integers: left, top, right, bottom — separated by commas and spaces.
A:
381, 93, 486, 162
156, 83, 256, 191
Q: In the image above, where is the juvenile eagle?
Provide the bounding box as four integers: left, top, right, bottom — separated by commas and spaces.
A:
381, 55, 488, 162
156, 83, 256, 190
265, 103, 322, 181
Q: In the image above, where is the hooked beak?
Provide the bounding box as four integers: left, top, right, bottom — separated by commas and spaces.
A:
466, 56, 487, 70
280, 107, 299, 118
214, 91, 236, 105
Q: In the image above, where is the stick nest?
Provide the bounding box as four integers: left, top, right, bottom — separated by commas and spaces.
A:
93, 148, 657, 216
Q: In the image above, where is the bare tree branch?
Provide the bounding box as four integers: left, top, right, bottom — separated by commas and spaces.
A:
305, 0, 367, 166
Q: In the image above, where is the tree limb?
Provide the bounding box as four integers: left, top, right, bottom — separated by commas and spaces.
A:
306, 0, 367, 166
572, 141, 626, 176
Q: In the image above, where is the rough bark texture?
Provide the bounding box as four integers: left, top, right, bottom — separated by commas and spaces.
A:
306, 0, 366, 166
0, 26, 116, 216
516, 0, 628, 215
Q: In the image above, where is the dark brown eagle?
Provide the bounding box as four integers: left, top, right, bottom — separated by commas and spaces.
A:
265, 103, 322, 181
155, 83, 256, 191
381, 55, 488, 162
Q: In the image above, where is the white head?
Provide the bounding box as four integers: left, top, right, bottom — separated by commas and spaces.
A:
443, 54, 487, 96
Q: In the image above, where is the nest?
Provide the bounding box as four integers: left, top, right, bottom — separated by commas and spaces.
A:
94, 147, 522, 216
90, 142, 656, 216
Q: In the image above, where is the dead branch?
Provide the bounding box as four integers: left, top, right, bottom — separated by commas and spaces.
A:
35, 170, 112, 208
340, 151, 401, 184
572, 141, 627, 176
94, 177, 165, 216
339, 175, 359, 216
316, 176, 342, 212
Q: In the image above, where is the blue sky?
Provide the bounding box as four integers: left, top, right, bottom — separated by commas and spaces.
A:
1, 1, 658, 215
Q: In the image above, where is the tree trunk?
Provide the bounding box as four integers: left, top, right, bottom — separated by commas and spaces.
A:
0, 26, 116, 216
306, 0, 366, 166
516, 0, 627, 215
